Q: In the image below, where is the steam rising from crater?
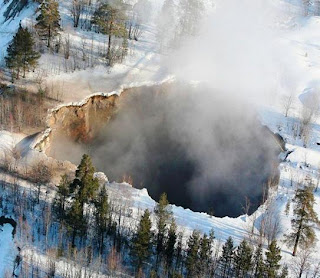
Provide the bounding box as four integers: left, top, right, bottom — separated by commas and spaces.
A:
91, 85, 279, 217
164, 0, 295, 104
47, 0, 290, 216
49, 84, 280, 217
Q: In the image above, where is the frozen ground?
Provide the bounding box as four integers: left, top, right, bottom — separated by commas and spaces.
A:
1, 0, 320, 275
0, 224, 15, 275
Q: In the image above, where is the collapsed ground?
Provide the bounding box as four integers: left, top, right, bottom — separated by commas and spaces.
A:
43, 84, 281, 217
0, 0, 320, 276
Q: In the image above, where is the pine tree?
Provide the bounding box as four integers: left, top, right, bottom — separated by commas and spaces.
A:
285, 186, 319, 256
253, 244, 265, 278
5, 24, 40, 80
92, 0, 128, 64
131, 209, 152, 273
36, 0, 61, 48
94, 186, 109, 254
265, 240, 282, 278
66, 197, 86, 247
165, 218, 177, 274
175, 232, 184, 273
73, 154, 100, 210
64, 154, 99, 248
154, 192, 172, 266
220, 236, 235, 278
197, 233, 213, 277
185, 230, 201, 278
234, 239, 253, 278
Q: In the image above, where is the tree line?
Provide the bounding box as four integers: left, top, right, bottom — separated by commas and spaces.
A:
0, 151, 319, 277
4, 0, 207, 81
52, 154, 291, 278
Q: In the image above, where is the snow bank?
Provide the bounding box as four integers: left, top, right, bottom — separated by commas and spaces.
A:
0, 224, 15, 275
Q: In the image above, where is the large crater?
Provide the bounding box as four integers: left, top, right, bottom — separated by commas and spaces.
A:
39, 84, 281, 217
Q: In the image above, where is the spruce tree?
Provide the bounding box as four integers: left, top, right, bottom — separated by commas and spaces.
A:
285, 185, 319, 256
36, 0, 61, 48
265, 240, 282, 278
154, 192, 172, 265
185, 230, 201, 278
5, 24, 40, 80
165, 218, 177, 273
234, 239, 253, 278
94, 186, 109, 254
253, 244, 265, 278
131, 209, 152, 273
220, 236, 235, 278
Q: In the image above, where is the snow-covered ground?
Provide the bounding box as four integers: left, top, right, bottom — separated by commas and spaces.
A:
1, 0, 320, 275
0, 224, 15, 275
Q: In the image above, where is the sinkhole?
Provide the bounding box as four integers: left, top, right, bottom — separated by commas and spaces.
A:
45, 84, 282, 217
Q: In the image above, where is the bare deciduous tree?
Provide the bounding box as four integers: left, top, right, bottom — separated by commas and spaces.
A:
34, 68, 48, 96
258, 200, 281, 245
291, 245, 314, 278
282, 93, 294, 117
300, 93, 320, 147
29, 161, 52, 203
70, 0, 86, 28
62, 34, 71, 60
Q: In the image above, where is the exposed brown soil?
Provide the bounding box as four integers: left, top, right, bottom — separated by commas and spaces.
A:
36, 84, 165, 155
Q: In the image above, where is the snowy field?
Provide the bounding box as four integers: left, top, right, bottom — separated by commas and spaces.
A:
1, 0, 320, 275
0, 224, 15, 275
